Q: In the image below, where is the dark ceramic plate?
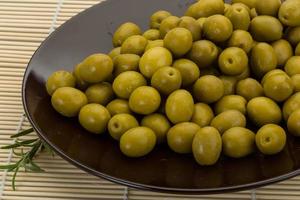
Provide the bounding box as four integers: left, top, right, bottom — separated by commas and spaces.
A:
22, 0, 300, 194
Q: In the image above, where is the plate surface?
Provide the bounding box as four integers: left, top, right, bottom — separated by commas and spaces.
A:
22, 0, 300, 194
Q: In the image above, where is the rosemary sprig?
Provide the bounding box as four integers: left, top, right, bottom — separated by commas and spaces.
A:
1, 128, 54, 190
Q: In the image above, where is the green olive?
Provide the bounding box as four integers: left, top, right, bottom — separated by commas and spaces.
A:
211, 110, 246, 134
272, 39, 293, 67
143, 29, 161, 40
79, 54, 114, 83
113, 54, 140, 76
185, 0, 225, 19
292, 74, 300, 92
191, 103, 214, 127
159, 16, 180, 38
192, 126, 222, 166
236, 78, 264, 100
164, 27, 193, 57
141, 113, 171, 144
255, 0, 281, 16
120, 35, 148, 55
232, 3, 251, 14
203, 15, 233, 43
178, 16, 201, 41
106, 99, 131, 116
250, 16, 283, 42
73, 63, 89, 90
46, 70, 76, 96
225, 3, 250, 30
129, 86, 161, 115
150, 10, 172, 29
296, 43, 300, 56
167, 122, 200, 154
145, 39, 164, 51
250, 7, 258, 19
139, 47, 173, 78
247, 97, 282, 126
113, 22, 141, 47
278, 0, 300, 27
85, 82, 114, 105
261, 69, 288, 85
196, 17, 206, 30
227, 30, 253, 53
283, 92, 300, 121
284, 56, 300, 76
51, 87, 87, 117
219, 75, 237, 95
108, 47, 121, 60
218, 47, 248, 76
286, 26, 300, 46
173, 59, 200, 86
188, 40, 219, 69
234, 65, 251, 80
112, 71, 147, 99
193, 75, 224, 103
214, 95, 247, 115
222, 127, 255, 158
224, 3, 232, 13
165, 89, 194, 124
120, 127, 156, 157
287, 109, 300, 136
151, 66, 182, 95
108, 113, 139, 140
256, 124, 286, 155
232, 0, 256, 8
79, 103, 111, 134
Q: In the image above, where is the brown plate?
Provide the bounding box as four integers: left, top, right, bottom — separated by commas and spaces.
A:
22, 0, 300, 194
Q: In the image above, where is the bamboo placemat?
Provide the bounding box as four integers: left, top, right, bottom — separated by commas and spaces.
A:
0, 0, 300, 199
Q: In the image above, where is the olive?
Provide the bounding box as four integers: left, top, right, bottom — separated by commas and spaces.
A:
192, 103, 214, 127
271, 39, 293, 67
178, 16, 201, 41
165, 89, 194, 124
79, 103, 111, 134
108, 47, 121, 60
250, 8, 258, 19
283, 92, 300, 121
150, 10, 172, 29
145, 40, 164, 51
232, 0, 256, 8
51, 87, 87, 117
192, 126, 222, 166
73, 63, 89, 90
261, 69, 288, 85
167, 122, 200, 154
292, 74, 300, 92
196, 17, 206, 30
185, 0, 225, 19
106, 99, 131, 116
224, 3, 232, 13
287, 109, 300, 136
120, 127, 156, 157
227, 30, 253, 53
113, 54, 140, 76
284, 56, 300, 76
120, 35, 148, 55
225, 3, 250, 30
46, 70, 76, 96
256, 124, 286, 155
286, 26, 300, 46
219, 75, 237, 95
143, 29, 161, 40
236, 78, 264, 100
214, 95, 247, 115
108, 113, 139, 140
222, 127, 256, 158
173, 59, 200, 86
85, 82, 114, 105
159, 16, 180, 38
113, 22, 141, 47
296, 43, 300, 56
278, 0, 300, 27
247, 97, 282, 126
233, 3, 251, 14
255, 0, 281, 16
234, 65, 251, 80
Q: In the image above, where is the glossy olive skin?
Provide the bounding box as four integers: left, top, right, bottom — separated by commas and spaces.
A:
287, 109, 300, 136
178, 16, 201, 41
159, 16, 180, 38
191, 103, 214, 127
185, 0, 224, 19
151, 66, 182, 95
79, 54, 114, 83
192, 127, 222, 166
284, 56, 300, 76
79, 103, 111, 134
150, 10, 172, 29
286, 27, 300, 46
129, 86, 161, 115
108, 47, 121, 60
261, 69, 287, 85
145, 40, 164, 51
218, 47, 248, 76
141, 113, 171, 144
296, 43, 300, 56
250, 16, 282, 42
292, 74, 300, 92
236, 78, 264, 100
46, 70, 76, 96
120, 127, 156, 157
227, 30, 253, 53
225, 3, 250, 30
211, 110, 246, 134
143, 29, 161, 40
51, 86, 88, 118
167, 122, 200, 154
263, 73, 294, 102
165, 90, 194, 124
85, 82, 114, 105
113, 22, 141, 47
222, 127, 256, 158
113, 54, 140, 76
188, 40, 219, 69
215, 95, 247, 115
203, 15, 233, 43
164, 28, 193, 57
247, 97, 282, 126
256, 124, 286, 155
139, 47, 173, 78
250, 43, 277, 78
255, 0, 281, 16
278, 0, 300, 27
283, 92, 300, 121
112, 71, 147, 99
108, 113, 139, 141
106, 99, 131, 116
173, 59, 200, 86
272, 39, 293, 67
120, 35, 148, 56
219, 76, 237, 96
73, 63, 89, 90
232, 0, 256, 8
193, 75, 224, 104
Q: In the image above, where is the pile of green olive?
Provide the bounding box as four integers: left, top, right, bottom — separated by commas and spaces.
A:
46, 0, 300, 166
